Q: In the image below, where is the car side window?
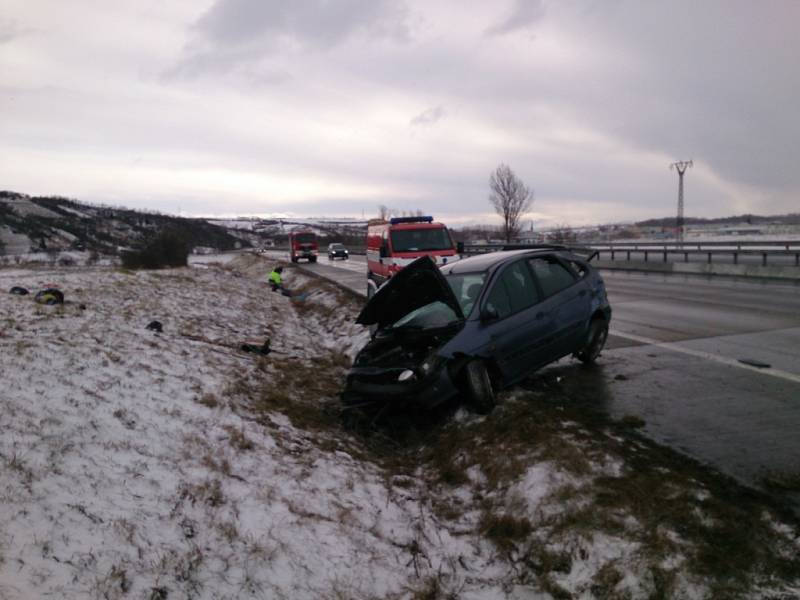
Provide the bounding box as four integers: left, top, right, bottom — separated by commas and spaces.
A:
529, 258, 577, 298
485, 261, 539, 318
485, 278, 512, 318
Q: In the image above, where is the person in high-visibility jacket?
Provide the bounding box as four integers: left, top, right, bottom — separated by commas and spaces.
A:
268, 266, 284, 292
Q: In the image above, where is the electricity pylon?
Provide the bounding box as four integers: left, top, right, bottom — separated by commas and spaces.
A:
670, 160, 692, 242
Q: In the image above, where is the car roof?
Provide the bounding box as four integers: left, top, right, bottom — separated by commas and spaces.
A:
441, 249, 573, 275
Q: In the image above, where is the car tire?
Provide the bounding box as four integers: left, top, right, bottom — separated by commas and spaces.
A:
464, 360, 495, 414
577, 319, 608, 364
310, 256, 317, 263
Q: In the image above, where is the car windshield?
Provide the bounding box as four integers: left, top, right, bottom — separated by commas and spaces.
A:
389, 272, 486, 330
330, 243, 344, 249
391, 301, 459, 330
390, 227, 453, 252
445, 272, 486, 316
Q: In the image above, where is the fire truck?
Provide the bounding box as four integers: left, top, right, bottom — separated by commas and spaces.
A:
366, 216, 459, 297
288, 229, 318, 263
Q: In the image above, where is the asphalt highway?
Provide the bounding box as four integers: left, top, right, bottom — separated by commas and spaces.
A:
291, 253, 800, 504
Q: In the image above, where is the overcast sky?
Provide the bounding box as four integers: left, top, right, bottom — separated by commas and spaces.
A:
1, 0, 798, 227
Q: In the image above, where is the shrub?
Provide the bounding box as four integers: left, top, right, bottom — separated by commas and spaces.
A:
121, 229, 190, 270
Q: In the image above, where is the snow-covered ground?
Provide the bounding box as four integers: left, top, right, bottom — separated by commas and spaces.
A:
1, 256, 798, 599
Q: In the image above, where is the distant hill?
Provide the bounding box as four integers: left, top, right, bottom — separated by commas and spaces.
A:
0, 191, 248, 256
635, 213, 800, 228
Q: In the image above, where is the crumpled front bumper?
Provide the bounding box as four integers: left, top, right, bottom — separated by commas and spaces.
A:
342, 362, 459, 410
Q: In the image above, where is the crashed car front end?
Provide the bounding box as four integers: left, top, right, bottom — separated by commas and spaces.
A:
342, 255, 470, 409
342, 325, 463, 409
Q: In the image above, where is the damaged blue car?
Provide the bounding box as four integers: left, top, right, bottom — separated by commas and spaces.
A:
343, 248, 612, 413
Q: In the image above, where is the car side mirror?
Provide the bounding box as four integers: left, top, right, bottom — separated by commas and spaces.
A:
456, 241, 465, 254
379, 245, 388, 258
480, 306, 499, 322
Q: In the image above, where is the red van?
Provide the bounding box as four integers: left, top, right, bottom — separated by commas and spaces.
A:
366, 216, 459, 296
288, 230, 318, 263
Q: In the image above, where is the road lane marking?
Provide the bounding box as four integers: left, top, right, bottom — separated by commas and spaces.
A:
609, 330, 800, 385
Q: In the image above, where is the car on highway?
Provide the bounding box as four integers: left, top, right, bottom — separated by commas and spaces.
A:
328, 243, 349, 260
342, 248, 611, 413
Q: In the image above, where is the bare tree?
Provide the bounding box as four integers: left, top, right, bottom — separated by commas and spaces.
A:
549, 223, 576, 244
489, 164, 533, 243
377, 205, 391, 220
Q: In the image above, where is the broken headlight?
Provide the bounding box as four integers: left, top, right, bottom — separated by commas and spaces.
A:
398, 369, 415, 382
419, 353, 445, 377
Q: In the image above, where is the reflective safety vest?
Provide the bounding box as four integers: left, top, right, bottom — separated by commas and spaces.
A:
269, 271, 282, 286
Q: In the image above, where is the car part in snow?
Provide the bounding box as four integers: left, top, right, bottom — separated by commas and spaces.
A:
9, 286, 29, 295
34, 288, 64, 305
146, 320, 163, 333
241, 339, 272, 355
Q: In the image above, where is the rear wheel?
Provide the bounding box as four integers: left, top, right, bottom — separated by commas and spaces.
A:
577, 319, 608, 364
464, 360, 495, 414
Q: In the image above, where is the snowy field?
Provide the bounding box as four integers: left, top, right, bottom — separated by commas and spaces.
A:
1, 255, 798, 599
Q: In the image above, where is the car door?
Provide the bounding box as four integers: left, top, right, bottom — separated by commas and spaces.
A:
527, 256, 591, 357
480, 260, 553, 384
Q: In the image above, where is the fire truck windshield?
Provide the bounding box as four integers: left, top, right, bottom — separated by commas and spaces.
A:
293, 233, 315, 243
390, 228, 453, 253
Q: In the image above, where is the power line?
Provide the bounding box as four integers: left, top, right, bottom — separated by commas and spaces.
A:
670, 160, 692, 241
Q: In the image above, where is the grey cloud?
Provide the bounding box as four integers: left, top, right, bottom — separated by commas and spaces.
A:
167, 0, 411, 83
194, 0, 410, 48
410, 105, 446, 127
485, 0, 545, 36
0, 19, 28, 44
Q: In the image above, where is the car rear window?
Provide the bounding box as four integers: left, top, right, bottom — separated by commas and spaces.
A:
529, 257, 576, 298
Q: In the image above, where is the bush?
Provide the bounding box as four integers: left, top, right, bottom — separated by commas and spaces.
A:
121, 229, 190, 270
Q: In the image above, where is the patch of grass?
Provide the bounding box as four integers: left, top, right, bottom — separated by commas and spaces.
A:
589, 561, 625, 598
762, 470, 800, 492
223, 424, 255, 451
618, 414, 646, 429
202, 453, 233, 478
407, 575, 459, 600
177, 479, 226, 508
195, 392, 220, 409
480, 512, 533, 551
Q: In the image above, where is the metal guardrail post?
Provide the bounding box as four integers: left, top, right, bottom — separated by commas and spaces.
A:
733, 252, 738, 265
627, 250, 631, 261
611, 249, 615, 260
684, 251, 689, 263
644, 250, 648, 262
762, 252, 767, 267
663, 249, 667, 263
707, 252, 712, 264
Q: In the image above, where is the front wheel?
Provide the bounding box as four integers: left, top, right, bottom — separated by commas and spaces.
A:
464, 360, 495, 414
577, 319, 608, 364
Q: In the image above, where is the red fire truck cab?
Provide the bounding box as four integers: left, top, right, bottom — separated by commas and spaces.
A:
366, 216, 459, 295
288, 229, 318, 263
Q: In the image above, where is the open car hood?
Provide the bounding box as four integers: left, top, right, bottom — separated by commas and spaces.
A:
356, 255, 464, 330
